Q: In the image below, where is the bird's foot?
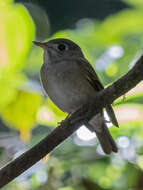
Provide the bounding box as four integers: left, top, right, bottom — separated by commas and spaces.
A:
58, 114, 72, 127
123, 94, 126, 102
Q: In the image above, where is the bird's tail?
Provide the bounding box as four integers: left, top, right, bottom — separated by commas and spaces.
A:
88, 113, 118, 154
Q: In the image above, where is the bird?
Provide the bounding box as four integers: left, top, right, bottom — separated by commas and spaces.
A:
33, 38, 118, 154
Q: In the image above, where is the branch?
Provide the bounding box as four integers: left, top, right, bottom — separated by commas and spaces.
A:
0, 55, 143, 188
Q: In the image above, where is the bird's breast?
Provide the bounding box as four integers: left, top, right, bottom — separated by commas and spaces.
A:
40, 63, 96, 113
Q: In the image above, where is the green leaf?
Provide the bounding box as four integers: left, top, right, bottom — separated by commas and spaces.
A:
0, 2, 35, 70
1, 91, 42, 141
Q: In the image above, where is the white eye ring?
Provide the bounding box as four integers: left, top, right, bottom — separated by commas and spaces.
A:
57, 43, 68, 51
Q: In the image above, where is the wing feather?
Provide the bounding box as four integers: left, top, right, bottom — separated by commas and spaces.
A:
77, 58, 118, 127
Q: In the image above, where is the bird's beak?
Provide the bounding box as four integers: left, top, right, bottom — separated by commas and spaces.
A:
33, 41, 47, 49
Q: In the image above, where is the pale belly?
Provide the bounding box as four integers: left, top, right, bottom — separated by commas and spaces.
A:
41, 65, 97, 113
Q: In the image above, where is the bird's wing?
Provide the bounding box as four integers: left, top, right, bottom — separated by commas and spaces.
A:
76, 58, 119, 127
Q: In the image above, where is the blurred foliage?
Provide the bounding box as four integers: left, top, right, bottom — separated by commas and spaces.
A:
1, 91, 42, 141
0, 0, 143, 190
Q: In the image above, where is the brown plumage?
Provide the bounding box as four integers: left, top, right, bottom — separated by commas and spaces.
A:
34, 38, 118, 154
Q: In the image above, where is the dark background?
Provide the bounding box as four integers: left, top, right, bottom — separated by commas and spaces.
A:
15, 0, 130, 33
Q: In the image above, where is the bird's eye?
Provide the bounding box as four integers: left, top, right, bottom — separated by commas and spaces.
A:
57, 43, 68, 51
